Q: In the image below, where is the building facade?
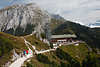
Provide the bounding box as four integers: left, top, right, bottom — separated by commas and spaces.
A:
50, 34, 77, 48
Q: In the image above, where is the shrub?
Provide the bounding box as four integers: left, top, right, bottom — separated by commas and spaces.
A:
60, 62, 71, 67
26, 62, 33, 67
82, 54, 100, 67
56, 48, 81, 67
41, 33, 46, 39
36, 54, 51, 64
0, 36, 13, 57
50, 61, 60, 67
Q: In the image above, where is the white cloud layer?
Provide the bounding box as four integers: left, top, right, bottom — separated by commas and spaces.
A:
0, 0, 100, 25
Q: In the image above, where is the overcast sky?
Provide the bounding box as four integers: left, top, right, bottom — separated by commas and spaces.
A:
0, 0, 100, 25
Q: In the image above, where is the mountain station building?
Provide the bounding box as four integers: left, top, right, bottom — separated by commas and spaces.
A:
50, 34, 77, 48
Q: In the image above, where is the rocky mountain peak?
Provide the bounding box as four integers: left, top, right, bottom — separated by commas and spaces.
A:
0, 3, 51, 36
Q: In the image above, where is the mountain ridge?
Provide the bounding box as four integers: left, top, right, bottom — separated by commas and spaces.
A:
89, 22, 100, 28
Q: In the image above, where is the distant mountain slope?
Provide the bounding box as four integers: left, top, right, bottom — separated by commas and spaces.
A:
89, 22, 100, 28
92, 28, 100, 33
50, 15, 65, 31
51, 14, 66, 22
0, 3, 51, 36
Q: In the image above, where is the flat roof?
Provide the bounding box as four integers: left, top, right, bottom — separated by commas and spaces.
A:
51, 34, 77, 39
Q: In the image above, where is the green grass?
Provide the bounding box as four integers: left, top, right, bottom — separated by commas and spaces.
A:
26, 53, 61, 67
0, 32, 27, 50
24, 35, 50, 51
0, 32, 27, 66
60, 43, 89, 63
24, 43, 100, 67
0, 32, 50, 66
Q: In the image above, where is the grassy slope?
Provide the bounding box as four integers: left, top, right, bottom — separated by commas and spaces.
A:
60, 43, 89, 63
0, 32, 27, 66
25, 43, 100, 67
24, 35, 50, 51
0, 32, 50, 66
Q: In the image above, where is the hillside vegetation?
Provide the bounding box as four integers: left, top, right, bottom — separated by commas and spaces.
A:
92, 28, 100, 33
0, 32, 27, 66
25, 43, 100, 67
24, 35, 50, 51
0, 32, 50, 66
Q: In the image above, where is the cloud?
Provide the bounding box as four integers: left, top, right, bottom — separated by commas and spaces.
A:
0, 0, 100, 25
